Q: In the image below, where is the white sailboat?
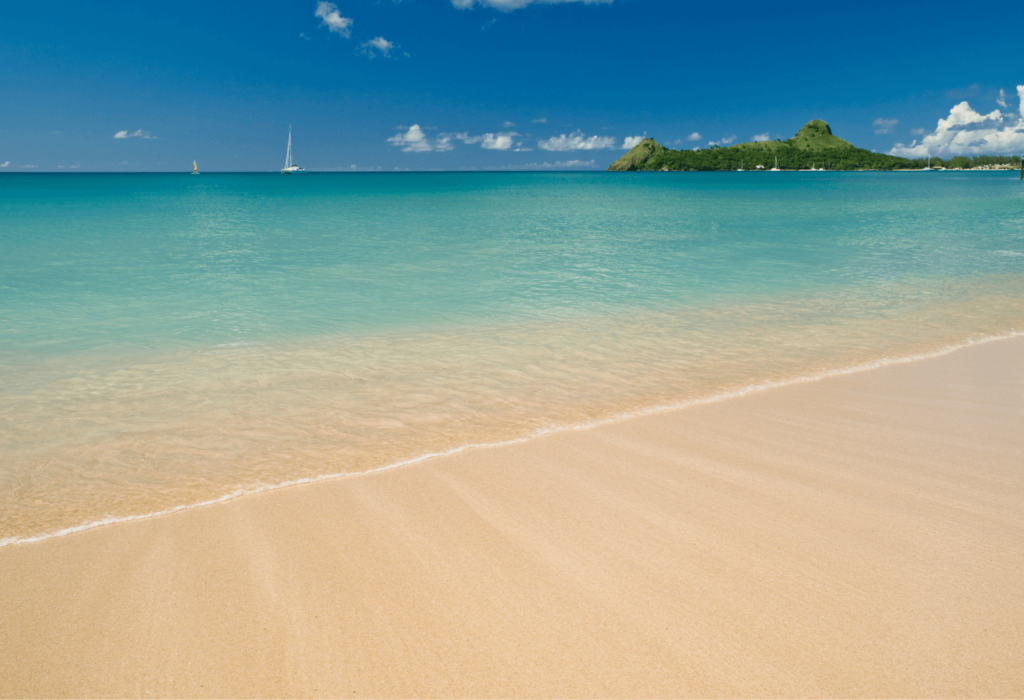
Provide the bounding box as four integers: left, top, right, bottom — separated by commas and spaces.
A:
922, 156, 933, 171
770, 156, 780, 171
281, 126, 305, 174
191, 160, 200, 175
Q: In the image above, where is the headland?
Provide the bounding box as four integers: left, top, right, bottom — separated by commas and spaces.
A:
609, 120, 1024, 171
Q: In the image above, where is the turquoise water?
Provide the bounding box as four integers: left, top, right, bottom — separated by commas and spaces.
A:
2, 172, 1023, 543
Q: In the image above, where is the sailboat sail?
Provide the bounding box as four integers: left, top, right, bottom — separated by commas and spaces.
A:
281, 126, 304, 173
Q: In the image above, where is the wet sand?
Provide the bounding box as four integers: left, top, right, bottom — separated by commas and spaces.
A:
1, 337, 1022, 698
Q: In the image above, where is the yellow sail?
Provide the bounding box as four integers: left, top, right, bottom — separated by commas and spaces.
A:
192, 160, 198, 173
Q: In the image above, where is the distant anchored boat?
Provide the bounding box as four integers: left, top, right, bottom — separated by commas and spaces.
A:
281, 126, 305, 174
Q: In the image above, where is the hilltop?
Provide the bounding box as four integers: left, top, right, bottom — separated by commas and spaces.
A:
608, 138, 669, 170
609, 120, 912, 171
783, 119, 854, 149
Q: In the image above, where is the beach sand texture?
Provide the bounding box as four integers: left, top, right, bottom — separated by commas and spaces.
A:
1, 337, 1022, 698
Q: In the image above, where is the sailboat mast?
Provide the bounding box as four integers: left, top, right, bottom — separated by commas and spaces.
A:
285, 126, 293, 169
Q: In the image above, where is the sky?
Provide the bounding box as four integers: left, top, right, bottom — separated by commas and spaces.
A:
2, 0, 1022, 172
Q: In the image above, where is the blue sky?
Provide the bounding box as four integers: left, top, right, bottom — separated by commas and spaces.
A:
2, 0, 1022, 171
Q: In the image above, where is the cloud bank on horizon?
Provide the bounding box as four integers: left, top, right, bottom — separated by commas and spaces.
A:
507, 159, 599, 169
387, 126, 535, 152
389, 125, 638, 154
891, 85, 1024, 157
538, 131, 616, 151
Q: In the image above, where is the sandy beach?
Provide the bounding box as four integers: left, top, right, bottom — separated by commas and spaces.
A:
1, 336, 1022, 698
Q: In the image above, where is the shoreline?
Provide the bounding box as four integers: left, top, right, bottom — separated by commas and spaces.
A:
2, 334, 1022, 697
3, 328, 1020, 550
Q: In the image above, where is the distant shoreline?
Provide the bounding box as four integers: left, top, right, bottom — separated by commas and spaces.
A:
2, 167, 1021, 174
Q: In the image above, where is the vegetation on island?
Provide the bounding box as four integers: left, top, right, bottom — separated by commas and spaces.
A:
926, 154, 1023, 169
608, 120, 1023, 172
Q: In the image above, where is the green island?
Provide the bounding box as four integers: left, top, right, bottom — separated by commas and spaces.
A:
608, 120, 1022, 172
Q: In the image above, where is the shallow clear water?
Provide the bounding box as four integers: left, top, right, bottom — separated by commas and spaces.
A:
2, 172, 1022, 543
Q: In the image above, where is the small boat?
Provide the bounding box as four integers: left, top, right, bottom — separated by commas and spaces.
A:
737, 160, 745, 172
922, 156, 933, 171
770, 156, 780, 171
191, 160, 200, 175
281, 126, 305, 174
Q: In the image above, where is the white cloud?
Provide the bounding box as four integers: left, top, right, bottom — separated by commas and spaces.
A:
315, 1, 353, 37
0, 161, 8, 167
686, 132, 701, 141
387, 124, 454, 152
997, 88, 1008, 108
873, 118, 898, 134
20, 165, 38, 168
538, 131, 616, 151
910, 128, 925, 135
506, 159, 599, 169
453, 131, 519, 150
753, 132, 770, 142
890, 85, 1024, 157
532, 117, 547, 123
452, 0, 612, 11
113, 128, 157, 139
720, 135, 736, 144
362, 36, 396, 57
621, 135, 644, 149
502, 121, 516, 128
481, 133, 516, 150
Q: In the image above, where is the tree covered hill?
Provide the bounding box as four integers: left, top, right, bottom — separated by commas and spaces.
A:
609, 120, 913, 171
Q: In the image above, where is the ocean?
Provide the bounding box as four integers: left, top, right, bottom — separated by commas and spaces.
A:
1, 171, 1022, 545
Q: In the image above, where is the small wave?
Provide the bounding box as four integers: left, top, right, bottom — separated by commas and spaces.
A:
2, 329, 1020, 550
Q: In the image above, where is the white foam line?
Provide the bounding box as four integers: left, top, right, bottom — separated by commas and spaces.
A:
2, 330, 1021, 549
